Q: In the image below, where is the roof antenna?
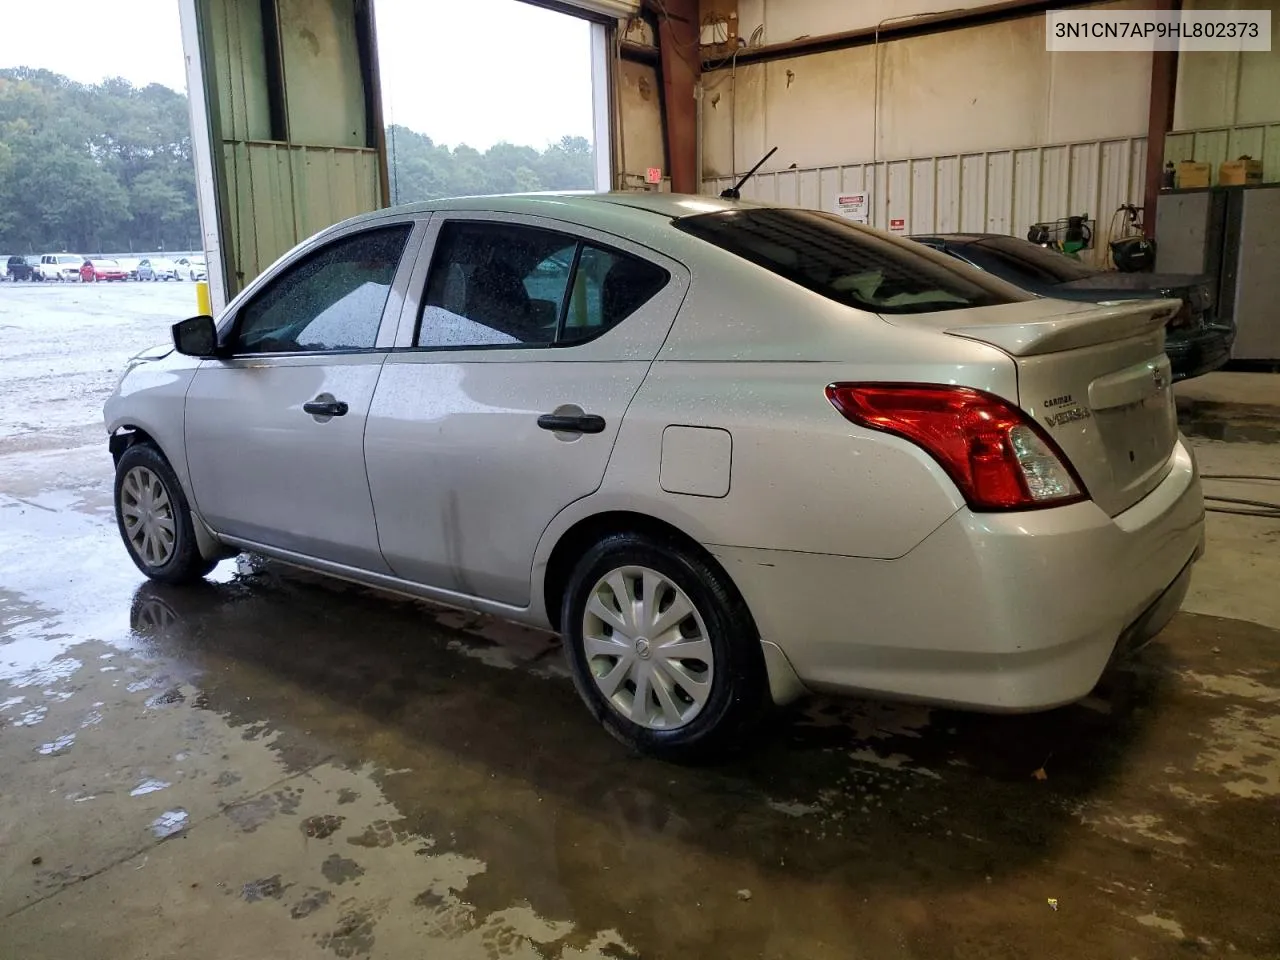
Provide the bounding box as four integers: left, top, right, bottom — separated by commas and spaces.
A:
720, 146, 778, 199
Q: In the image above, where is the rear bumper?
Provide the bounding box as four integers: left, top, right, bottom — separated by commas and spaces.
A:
716, 438, 1205, 711
1168, 325, 1234, 381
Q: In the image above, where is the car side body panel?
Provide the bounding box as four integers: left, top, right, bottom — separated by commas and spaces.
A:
104, 351, 200, 491
181, 217, 425, 571
184, 355, 392, 571
365, 212, 692, 606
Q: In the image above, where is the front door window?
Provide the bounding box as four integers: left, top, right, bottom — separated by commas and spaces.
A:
231, 224, 412, 355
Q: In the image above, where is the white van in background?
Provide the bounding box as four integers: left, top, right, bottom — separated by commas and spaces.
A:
37, 254, 85, 281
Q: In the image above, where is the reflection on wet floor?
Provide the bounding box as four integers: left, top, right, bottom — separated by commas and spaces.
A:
4, 535, 1279, 958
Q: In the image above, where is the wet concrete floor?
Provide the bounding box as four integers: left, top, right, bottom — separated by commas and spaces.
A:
1, 283, 1279, 959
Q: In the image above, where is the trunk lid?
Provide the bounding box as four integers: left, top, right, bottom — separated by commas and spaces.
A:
885, 297, 1183, 516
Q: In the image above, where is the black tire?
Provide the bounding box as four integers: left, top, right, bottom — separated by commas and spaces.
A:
114, 442, 216, 585
561, 531, 769, 761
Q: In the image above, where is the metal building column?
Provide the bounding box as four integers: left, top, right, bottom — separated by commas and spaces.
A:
652, 0, 699, 193
1144, 0, 1180, 237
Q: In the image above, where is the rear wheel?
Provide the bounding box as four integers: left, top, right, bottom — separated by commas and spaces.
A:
114, 443, 216, 585
561, 532, 768, 760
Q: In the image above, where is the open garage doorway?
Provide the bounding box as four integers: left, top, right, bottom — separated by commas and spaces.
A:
374, 0, 611, 203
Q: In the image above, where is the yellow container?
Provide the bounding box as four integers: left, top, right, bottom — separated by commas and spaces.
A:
196, 280, 211, 317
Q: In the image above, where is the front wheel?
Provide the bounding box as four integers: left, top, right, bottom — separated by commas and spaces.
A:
114, 443, 216, 585
561, 532, 768, 761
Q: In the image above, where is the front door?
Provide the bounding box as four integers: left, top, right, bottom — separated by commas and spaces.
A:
364, 215, 683, 606
184, 223, 415, 572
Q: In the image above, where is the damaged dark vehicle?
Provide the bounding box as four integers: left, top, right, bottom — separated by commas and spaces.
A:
911, 233, 1233, 381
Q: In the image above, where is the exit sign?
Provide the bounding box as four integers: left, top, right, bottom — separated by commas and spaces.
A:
645, 167, 662, 185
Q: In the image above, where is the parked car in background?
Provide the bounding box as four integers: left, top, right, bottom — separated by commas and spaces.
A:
104, 193, 1204, 758
910, 233, 1233, 381
24, 256, 42, 280
80, 258, 129, 282
138, 257, 179, 281
185, 257, 207, 281
0, 256, 8, 280
173, 256, 204, 280
37, 253, 85, 281
117, 258, 141, 280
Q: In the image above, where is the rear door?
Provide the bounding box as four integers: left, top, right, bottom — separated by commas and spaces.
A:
364, 213, 686, 605
184, 220, 420, 571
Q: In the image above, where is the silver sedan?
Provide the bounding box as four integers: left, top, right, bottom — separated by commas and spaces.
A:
103, 193, 1205, 759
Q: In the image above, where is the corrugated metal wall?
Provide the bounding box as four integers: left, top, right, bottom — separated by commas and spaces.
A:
223, 143, 381, 282
203, 0, 384, 293
1164, 123, 1280, 185
702, 135, 1148, 264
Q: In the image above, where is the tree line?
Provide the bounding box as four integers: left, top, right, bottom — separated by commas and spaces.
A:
0, 68, 596, 255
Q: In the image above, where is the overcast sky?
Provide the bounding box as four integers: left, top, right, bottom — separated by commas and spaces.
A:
0, 0, 594, 151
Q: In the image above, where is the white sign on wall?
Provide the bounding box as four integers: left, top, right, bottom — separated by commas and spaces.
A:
834, 192, 869, 223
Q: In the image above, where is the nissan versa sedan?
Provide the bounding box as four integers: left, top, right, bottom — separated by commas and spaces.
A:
103, 193, 1205, 759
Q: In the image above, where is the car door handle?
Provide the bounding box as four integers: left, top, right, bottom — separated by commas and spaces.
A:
537, 413, 606, 434
303, 399, 349, 418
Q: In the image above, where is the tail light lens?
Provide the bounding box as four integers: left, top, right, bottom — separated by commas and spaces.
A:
825, 383, 1087, 511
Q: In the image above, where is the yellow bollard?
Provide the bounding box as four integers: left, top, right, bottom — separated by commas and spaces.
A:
195, 280, 211, 317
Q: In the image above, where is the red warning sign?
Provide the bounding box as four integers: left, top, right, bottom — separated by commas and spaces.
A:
645, 167, 663, 185
889, 218, 906, 232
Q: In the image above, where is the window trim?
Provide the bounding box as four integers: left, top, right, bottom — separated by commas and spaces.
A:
404, 214, 672, 355
216, 219, 422, 360
554, 242, 585, 344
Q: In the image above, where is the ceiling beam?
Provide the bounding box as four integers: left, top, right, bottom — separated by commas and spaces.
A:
703, 0, 1107, 69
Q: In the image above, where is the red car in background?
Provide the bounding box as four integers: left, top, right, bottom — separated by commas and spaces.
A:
80, 258, 128, 282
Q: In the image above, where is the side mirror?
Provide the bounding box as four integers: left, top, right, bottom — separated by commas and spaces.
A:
172, 315, 220, 358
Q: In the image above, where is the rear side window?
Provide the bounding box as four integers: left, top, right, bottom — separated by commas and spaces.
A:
676, 208, 1023, 314
416, 220, 669, 349
560, 244, 669, 345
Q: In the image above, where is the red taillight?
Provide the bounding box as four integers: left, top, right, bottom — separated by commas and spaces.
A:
825, 383, 1088, 511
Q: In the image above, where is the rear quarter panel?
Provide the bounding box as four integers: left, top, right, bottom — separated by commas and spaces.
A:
597, 360, 969, 559
530, 263, 1024, 619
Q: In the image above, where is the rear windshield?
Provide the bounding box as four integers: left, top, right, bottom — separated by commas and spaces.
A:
962, 236, 1097, 284
674, 208, 1023, 314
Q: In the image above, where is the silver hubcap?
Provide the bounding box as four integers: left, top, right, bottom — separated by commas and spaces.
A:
120, 466, 176, 568
582, 566, 714, 730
